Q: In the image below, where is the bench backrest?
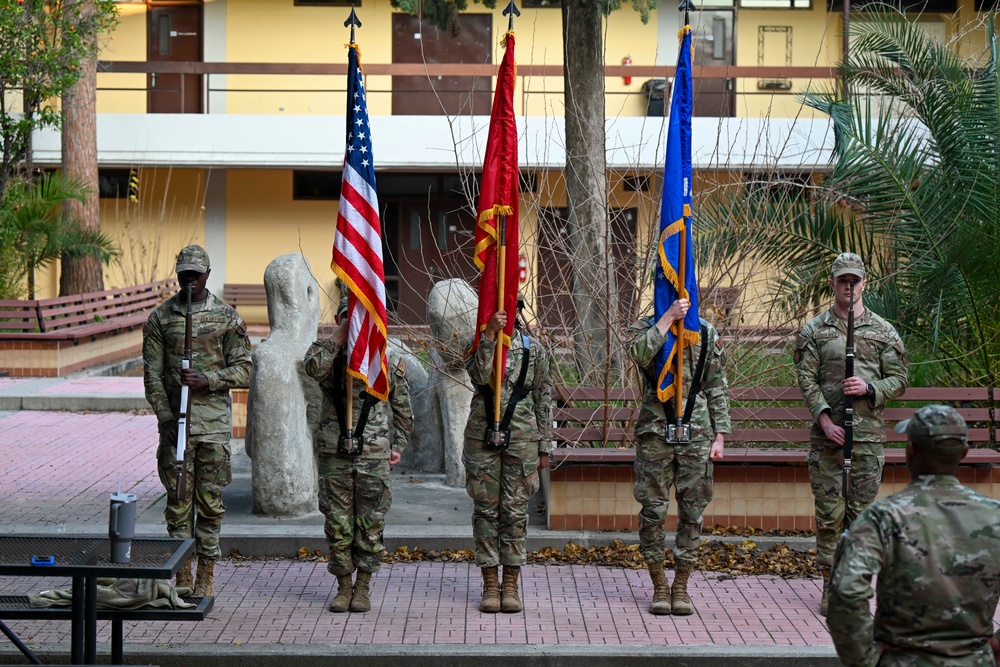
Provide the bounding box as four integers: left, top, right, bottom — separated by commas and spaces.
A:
222, 284, 266, 308
0, 300, 44, 332
553, 385, 996, 448
0, 279, 174, 333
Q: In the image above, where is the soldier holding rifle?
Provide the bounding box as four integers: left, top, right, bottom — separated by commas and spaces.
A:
794, 253, 908, 615
143, 245, 252, 595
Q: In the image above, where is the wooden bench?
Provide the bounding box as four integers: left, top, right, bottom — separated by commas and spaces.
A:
0, 279, 174, 343
222, 284, 267, 310
552, 385, 999, 464
547, 385, 999, 531
0, 594, 213, 664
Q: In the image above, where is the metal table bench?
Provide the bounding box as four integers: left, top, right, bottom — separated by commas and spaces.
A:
0, 536, 196, 665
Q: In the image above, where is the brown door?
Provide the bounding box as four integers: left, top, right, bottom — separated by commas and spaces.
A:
391, 14, 493, 116
391, 200, 478, 325
690, 10, 734, 118
537, 208, 638, 329
148, 3, 202, 113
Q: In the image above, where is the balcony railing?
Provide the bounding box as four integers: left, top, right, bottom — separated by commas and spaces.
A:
97, 61, 837, 116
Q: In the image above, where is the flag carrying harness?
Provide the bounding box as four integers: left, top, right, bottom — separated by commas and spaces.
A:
642, 321, 709, 437
321, 355, 380, 457
476, 332, 532, 451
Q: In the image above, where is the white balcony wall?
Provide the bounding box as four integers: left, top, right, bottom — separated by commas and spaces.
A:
32, 113, 836, 172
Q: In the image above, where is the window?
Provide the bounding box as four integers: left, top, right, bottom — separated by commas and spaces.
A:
622, 175, 650, 192
293, 171, 341, 200
743, 172, 810, 204
98, 169, 133, 199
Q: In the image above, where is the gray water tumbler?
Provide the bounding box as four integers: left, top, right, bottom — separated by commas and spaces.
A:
109, 492, 137, 563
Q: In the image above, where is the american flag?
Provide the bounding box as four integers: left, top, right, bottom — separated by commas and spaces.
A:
332, 43, 389, 401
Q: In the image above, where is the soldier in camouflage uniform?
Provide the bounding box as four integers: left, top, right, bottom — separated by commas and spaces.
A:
626, 297, 730, 616
794, 253, 908, 615
827, 405, 1000, 666
463, 298, 553, 614
143, 245, 252, 596
303, 300, 413, 614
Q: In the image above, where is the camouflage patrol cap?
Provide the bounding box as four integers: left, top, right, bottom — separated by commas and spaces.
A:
895, 404, 968, 449
175, 245, 210, 274
831, 252, 865, 280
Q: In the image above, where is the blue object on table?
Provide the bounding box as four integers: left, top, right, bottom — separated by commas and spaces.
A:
30, 555, 55, 566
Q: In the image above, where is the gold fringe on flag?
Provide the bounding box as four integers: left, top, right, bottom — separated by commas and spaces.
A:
345, 42, 364, 72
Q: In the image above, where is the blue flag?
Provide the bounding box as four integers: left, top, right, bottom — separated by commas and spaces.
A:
655, 25, 700, 404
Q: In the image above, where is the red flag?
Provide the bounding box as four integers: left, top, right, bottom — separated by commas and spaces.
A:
473, 31, 520, 390
332, 43, 389, 400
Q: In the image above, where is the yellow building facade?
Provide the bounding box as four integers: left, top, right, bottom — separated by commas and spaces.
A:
27, 0, 996, 327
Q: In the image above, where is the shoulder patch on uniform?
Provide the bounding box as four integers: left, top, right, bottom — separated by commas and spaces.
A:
892, 336, 906, 356
234, 316, 248, 337
395, 357, 407, 376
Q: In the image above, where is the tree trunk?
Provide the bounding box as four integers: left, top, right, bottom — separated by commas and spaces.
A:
561, 0, 622, 383
59, 0, 103, 297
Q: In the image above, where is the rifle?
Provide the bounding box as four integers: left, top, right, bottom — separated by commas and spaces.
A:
175, 283, 193, 499
842, 279, 857, 499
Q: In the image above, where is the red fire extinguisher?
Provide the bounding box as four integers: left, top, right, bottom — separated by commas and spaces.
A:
622, 54, 633, 85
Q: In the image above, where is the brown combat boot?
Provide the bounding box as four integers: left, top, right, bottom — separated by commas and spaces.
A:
500, 566, 522, 613
671, 562, 695, 616
479, 566, 501, 613
350, 571, 372, 612
328, 574, 353, 613
193, 556, 215, 597
646, 562, 672, 615
820, 566, 830, 617
175, 558, 193, 591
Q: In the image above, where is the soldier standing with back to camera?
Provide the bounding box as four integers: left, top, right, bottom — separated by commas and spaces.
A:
464, 295, 553, 614
794, 252, 908, 615
626, 297, 730, 616
827, 405, 1000, 666
143, 244, 252, 595
304, 298, 413, 614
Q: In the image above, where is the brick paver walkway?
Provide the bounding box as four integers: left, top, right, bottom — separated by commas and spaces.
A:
1, 407, 996, 651
35, 377, 144, 394
2, 411, 161, 526
0, 562, 831, 647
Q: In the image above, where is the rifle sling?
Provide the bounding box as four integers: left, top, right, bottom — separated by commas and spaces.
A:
330, 355, 379, 439
476, 333, 532, 432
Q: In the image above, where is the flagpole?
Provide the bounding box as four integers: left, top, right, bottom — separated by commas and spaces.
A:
673, 0, 695, 429
343, 3, 362, 436
346, 376, 354, 432
674, 224, 686, 426
493, 214, 508, 425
